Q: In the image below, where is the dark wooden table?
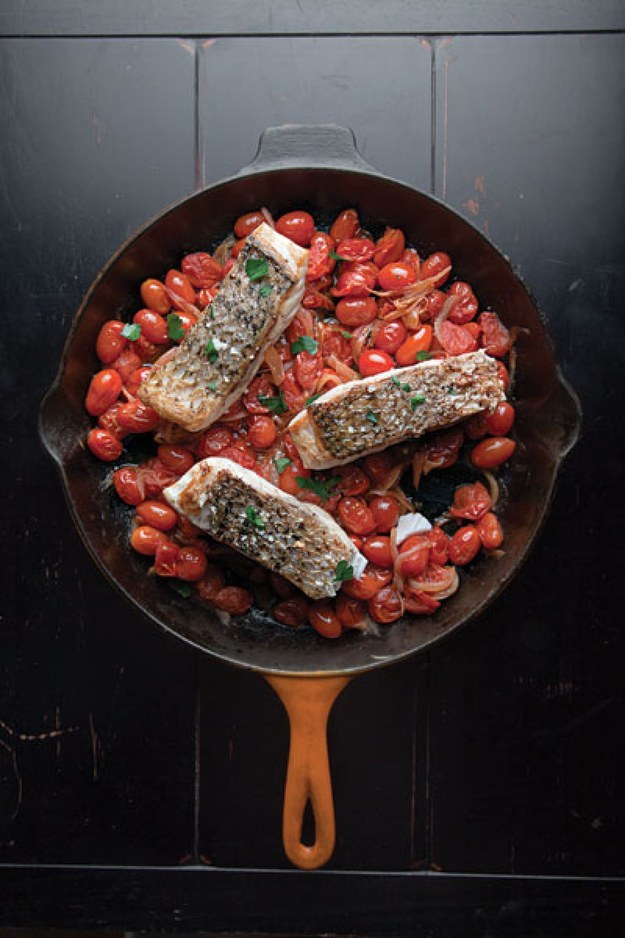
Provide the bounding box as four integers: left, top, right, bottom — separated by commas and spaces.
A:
1, 3, 624, 935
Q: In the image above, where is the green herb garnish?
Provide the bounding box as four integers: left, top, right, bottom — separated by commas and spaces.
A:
330, 250, 344, 261
333, 560, 354, 583
121, 323, 141, 341
245, 257, 269, 281
259, 283, 273, 297
171, 580, 193, 598
340, 331, 352, 339
258, 392, 287, 415
208, 382, 217, 392
448, 386, 458, 395
305, 393, 322, 407
295, 475, 341, 502
392, 375, 411, 392
167, 313, 185, 343
410, 395, 426, 410
273, 456, 291, 474
366, 410, 379, 424
208, 305, 214, 320
244, 505, 265, 530
204, 338, 218, 363
416, 351, 432, 362
291, 335, 318, 356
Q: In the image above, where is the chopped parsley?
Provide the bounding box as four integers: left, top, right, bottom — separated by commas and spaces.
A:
295, 475, 341, 502
291, 335, 318, 356
448, 385, 458, 395
245, 257, 269, 281
167, 313, 185, 343
121, 323, 141, 341
273, 456, 291, 474
416, 351, 432, 362
259, 283, 273, 297
258, 392, 287, 414
204, 338, 218, 363
392, 375, 411, 392
305, 393, 322, 407
170, 580, 193, 598
208, 305, 214, 320
333, 560, 354, 582
330, 250, 344, 261
244, 505, 265, 529
410, 394, 426, 410
366, 410, 379, 424
208, 382, 217, 392
340, 331, 352, 339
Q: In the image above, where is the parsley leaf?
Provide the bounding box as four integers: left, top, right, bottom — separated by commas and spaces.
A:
291, 335, 318, 356
305, 393, 322, 407
121, 323, 141, 341
366, 410, 379, 424
330, 250, 344, 261
246, 257, 269, 281
391, 375, 411, 392
204, 338, 218, 363
170, 580, 193, 598
244, 505, 265, 529
167, 313, 185, 343
333, 559, 354, 582
410, 394, 426, 410
208, 305, 214, 320
273, 456, 291, 474
416, 350, 432, 362
448, 386, 458, 395
208, 382, 217, 392
259, 283, 273, 297
259, 392, 287, 414
340, 330, 352, 339
295, 475, 341, 502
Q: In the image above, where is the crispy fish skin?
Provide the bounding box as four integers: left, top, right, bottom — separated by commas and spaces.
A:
164, 458, 367, 601
288, 350, 504, 469
138, 223, 308, 432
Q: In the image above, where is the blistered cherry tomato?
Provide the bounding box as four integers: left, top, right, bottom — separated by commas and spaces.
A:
140, 278, 171, 314
247, 415, 277, 449
426, 289, 446, 319
306, 231, 336, 282
479, 311, 510, 357
279, 464, 307, 496
476, 512, 504, 550
400, 248, 421, 271
98, 402, 127, 439
335, 296, 377, 326
449, 525, 481, 566
471, 436, 516, 469
308, 601, 342, 639
439, 320, 478, 356
377, 262, 417, 292
181, 252, 222, 288
117, 401, 160, 433
195, 565, 226, 602
153, 540, 180, 576
358, 349, 394, 376
397, 534, 430, 577
464, 411, 489, 440
231, 238, 246, 258
486, 402, 515, 436
113, 466, 143, 504
449, 482, 492, 521
281, 371, 306, 412
174, 310, 197, 335
338, 497, 376, 535
341, 564, 392, 600
425, 429, 464, 471
275, 210, 315, 247
332, 267, 375, 298
219, 442, 256, 471
497, 362, 510, 389
429, 526, 450, 566
130, 524, 168, 556
85, 369, 123, 416
369, 494, 400, 532
176, 546, 208, 582
213, 586, 253, 615
234, 211, 265, 239
447, 282, 479, 324
136, 500, 178, 531
133, 309, 169, 345
96, 321, 127, 364
273, 597, 309, 628
329, 209, 359, 242
294, 350, 323, 392
125, 366, 152, 396
336, 594, 367, 629
362, 535, 393, 567
111, 347, 142, 383
337, 465, 370, 496
395, 325, 433, 365
404, 584, 441, 614
335, 238, 375, 263
196, 426, 234, 459
165, 269, 195, 305
374, 227, 405, 267
363, 451, 394, 485
244, 376, 276, 414
134, 334, 159, 362
420, 252, 451, 287
157, 444, 195, 475
368, 585, 404, 624
374, 321, 407, 355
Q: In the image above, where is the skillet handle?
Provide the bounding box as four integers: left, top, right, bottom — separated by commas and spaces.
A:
265, 673, 350, 870
237, 123, 376, 175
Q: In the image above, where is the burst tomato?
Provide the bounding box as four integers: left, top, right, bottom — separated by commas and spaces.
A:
397, 534, 430, 577
181, 252, 222, 288
329, 209, 359, 242
157, 444, 195, 474
480, 311, 511, 357
373, 227, 405, 267
368, 585, 404, 624
306, 231, 336, 282
87, 427, 123, 461
335, 238, 376, 263
374, 321, 407, 355
447, 282, 479, 324
420, 252, 451, 287
308, 601, 343, 638
369, 494, 400, 532
337, 497, 377, 535
341, 564, 392, 600
136, 500, 178, 531
449, 482, 492, 521
275, 210, 315, 247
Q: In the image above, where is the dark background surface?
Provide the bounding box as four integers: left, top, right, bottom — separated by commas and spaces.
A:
1, 2, 624, 935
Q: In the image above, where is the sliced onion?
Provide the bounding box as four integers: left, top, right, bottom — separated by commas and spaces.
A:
389, 525, 404, 593
213, 235, 235, 266
409, 565, 456, 594
350, 322, 377, 361
412, 449, 426, 489
260, 206, 276, 228
480, 469, 500, 508
316, 370, 342, 393
326, 354, 359, 383
264, 345, 285, 386
165, 287, 201, 319
486, 548, 506, 559
220, 406, 248, 422
430, 567, 459, 600
433, 294, 460, 346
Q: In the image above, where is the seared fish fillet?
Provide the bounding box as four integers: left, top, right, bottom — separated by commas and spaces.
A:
288, 350, 503, 469
164, 458, 367, 600
138, 223, 308, 432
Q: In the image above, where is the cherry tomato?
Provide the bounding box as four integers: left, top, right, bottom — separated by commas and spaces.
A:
329, 209, 359, 242
471, 436, 516, 468
363, 451, 394, 484
234, 211, 265, 239
96, 321, 128, 364
335, 296, 377, 327
447, 282, 479, 324
420, 252, 451, 287
341, 564, 393, 600
111, 347, 142, 383
358, 349, 394, 376
113, 466, 144, 505
165, 269, 195, 305
247, 415, 277, 449
181, 252, 222, 288
98, 402, 128, 439
196, 565, 226, 602
449, 481, 492, 521
395, 325, 433, 365
125, 365, 153, 396
479, 311, 511, 357
138, 457, 179, 497
400, 248, 421, 271
117, 401, 160, 433
174, 310, 197, 335
275, 210, 315, 247
136, 500, 178, 531
321, 327, 352, 362
244, 376, 276, 414
231, 237, 246, 258
486, 402, 515, 436
337, 465, 370, 496
475, 512, 504, 550
335, 238, 376, 263
429, 526, 450, 566
425, 289, 446, 319
349, 534, 364, 551
464, 321, 482, 340
85, 369, 123, 416
303, 286, 335, 311
133, 309, 169, 345
369, 494, 400, 532
279, 464, 308, 496
223, 258, 235, 276
130, 524, 168, 556
281, 371, 306, 412
152, 540, 180, 577
219, 443, 256, 471
213, 586, 253, 615
273, 597, 309, 628
374, 320, 408, 355
134, 334, 159, 362
374, 227, 405, 267
157, 444, 195, 475
362, 535, 393, 567
176, 546, 208, 582
140, 278, 171, 314
294, 350, 323, 392
337, 496, 376, 535
269, 572, 298, 599
377, 262, 417, 292
368, 585, 404, 624
464, 411, 489, 440
306, 231, 336, 282
449, 525, 481, 566
332, 266, 376, 298
308, 601, 342, 639
397, 534, 430, 577
336, 594, 367, 629
439, 320, 478, 356
197, 285, 219, 307
196, 425, 234, 458
497, 362, 510, 389
286, 308, 315, 345
425, 429, 464, 471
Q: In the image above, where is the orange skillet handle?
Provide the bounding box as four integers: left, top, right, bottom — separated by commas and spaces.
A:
265, 673, 351, 870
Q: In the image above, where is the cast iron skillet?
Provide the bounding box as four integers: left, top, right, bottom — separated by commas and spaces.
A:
40, 124, 581, 869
